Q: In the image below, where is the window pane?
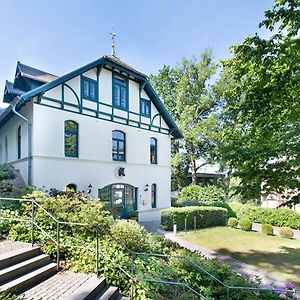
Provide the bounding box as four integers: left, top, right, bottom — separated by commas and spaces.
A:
113, 131, 124, 140
90, 82, 95, 99
65, 121, 78, 157
151, 184, 157, 208
150, 138, 157, 164
112, 131, 125, 161
114, 85, 120, 106
120, 87, 126, 108
83, 81, 89, 98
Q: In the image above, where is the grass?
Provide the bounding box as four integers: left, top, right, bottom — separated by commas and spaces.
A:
180, 227, 300, 285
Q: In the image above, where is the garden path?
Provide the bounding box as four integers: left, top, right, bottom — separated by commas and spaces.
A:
252, 223, 300, 240
158, 229, 300, 294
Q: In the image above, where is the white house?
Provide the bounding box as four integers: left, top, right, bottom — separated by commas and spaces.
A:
0, 55, 183, 225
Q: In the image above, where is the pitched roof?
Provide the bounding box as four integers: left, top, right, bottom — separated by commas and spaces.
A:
17, 61, 58, 83
2, 56, 183, 138
5, 80, 24, 96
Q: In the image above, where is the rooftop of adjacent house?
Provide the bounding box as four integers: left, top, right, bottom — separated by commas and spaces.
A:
17, 61, 58, 83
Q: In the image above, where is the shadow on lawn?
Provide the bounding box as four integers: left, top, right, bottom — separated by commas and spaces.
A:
215, 246, 300, 285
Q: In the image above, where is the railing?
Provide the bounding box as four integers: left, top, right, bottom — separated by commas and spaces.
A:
0, 197, 297, 300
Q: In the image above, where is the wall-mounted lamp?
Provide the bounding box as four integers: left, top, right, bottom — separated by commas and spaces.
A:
144, 183, 149, 192
88, 183, 93, 194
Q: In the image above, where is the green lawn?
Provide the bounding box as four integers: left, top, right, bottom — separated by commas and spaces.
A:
180, 227, 300, 285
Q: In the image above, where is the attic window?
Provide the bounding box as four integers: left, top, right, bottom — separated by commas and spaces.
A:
81, 76, 98, 101
112, 73, 128, 111
140, 98, 151, 118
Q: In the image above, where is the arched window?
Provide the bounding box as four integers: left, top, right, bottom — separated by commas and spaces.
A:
150, 138, 157, 164
66, 183, 77, 192
112, 130, 125, 161
17, 126, 21, 159
65, 120, 78, 157
151, 184, 157, 208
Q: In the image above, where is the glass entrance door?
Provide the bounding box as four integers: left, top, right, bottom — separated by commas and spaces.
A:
111, 185, 125, 218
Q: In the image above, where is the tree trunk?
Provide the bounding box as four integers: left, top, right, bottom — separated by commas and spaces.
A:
191, 159, 197, 185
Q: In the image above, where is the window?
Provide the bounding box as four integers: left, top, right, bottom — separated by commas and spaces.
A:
112, 73, 128, 110
81, 76, 98, 101
65, 120, 79, 157
112, 130, 125, 161
140, 98, 151, 118
150, 138, 157, 164
17, 126, 21, 159
151, 184, 157, 208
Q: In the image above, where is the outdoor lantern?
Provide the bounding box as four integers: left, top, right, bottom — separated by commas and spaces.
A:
88, 183, 93, 194
144, 183, 149, 191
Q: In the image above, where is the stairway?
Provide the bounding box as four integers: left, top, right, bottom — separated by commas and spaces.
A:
0, 243, 129, 299
0, 246, 57, 293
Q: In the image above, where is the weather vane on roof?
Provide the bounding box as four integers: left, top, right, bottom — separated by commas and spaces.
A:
110, 25, 117, 57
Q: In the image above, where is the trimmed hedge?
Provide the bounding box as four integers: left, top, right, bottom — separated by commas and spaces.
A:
262, 224, 273, 235
228, 217, 238, 228
173, 200, 236, 218
161, 206, 227, 231
239, 218, 252, 231
230, 203, 300, 230
279, 227, 294, 239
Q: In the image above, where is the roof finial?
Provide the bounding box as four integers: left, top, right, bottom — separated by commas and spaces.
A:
110, 25, 117, 57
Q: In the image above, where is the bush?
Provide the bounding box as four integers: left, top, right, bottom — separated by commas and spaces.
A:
262, 224, 273, 235
110, 220, 149, 252
161, 206, 227, 231
239, 218, 252, 231
279, 227, 294, 239
178, 184, 225, 203
230, 202, 300, 230
228, 217, 238, 228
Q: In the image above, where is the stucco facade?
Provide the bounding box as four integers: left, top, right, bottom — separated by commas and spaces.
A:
0, 55, 182, 224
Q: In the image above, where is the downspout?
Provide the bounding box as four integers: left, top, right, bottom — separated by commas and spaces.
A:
12, 96, 32, 186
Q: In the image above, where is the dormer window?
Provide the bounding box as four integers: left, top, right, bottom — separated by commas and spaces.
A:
81, 76, 98, 101
140, 98, 151, 118
112, 73, 128, 111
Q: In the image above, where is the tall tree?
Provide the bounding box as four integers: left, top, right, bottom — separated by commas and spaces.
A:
217, 0, 300, 204
151, 50, 220, 186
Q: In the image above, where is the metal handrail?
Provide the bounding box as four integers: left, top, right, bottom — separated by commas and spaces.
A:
134, 252, 297, 299
2, 197, 295, 299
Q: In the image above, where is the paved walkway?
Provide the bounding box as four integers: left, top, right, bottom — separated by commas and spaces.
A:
252, 223, 300, 240
20, 271, 92, 300
0, 239, 32, 254
159, 229, 300, 293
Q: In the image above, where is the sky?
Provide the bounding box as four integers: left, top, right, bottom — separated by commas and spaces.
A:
0, 0, 275, 107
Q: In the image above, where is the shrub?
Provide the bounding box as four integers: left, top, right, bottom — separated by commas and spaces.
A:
279, 227, 294, 239
228, 217, 238, 228
230, 202, 300, 230
161, 206, 227, 231
239, 218, 252, 231
262, 224, 273, 235
110, 220, 148, 252
178, 184, 225, 203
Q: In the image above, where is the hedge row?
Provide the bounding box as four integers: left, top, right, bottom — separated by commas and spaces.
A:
161, 206, 227, 231
231, 203, 300, 230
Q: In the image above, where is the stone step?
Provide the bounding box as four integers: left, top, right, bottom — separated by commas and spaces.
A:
96, 286, 119, 300
0, 254, 50, 284
0, 246, 41, 270
0, 262, 57, 293
63, 276, 107, 300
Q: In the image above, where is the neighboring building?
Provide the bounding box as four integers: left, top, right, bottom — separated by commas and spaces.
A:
0, 56, 182, 225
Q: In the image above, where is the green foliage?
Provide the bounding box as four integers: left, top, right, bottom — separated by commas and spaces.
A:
231, 203, 300, 230
150, 50, 221, 187
110, 220, 149, 252
279, 227, 294, 239
228, 217, 238, 228
0, 292, 18, 300
161, 206, 227, 231
0, 164, 16, 181
239, 218, 252, 231
217, 0, 300, 203
9, 223, 32, 243
262, 224, 273, 235
178, 184, 225, 203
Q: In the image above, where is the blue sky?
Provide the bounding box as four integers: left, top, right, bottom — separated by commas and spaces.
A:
0, 0, 274, 106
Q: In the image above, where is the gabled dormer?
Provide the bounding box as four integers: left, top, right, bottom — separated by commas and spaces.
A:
13, 61, 58, 92
3, 80, 24, 104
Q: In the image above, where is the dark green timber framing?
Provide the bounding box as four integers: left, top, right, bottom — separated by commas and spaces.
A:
0, 56, 183, 139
